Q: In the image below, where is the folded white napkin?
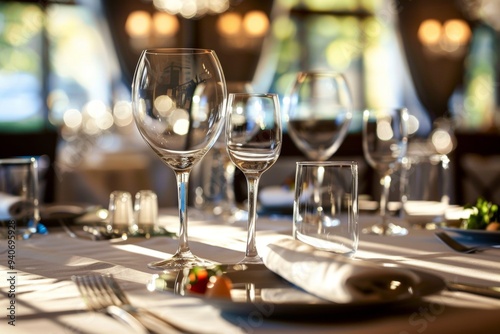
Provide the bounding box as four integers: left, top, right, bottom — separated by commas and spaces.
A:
261, 238, 421, 304
259, 186, 294, 207
0, 192, 34, 220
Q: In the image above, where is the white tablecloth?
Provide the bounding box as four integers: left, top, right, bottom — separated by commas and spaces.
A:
1, 210, 500, 333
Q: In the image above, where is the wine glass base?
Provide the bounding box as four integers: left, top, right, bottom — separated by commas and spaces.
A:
362, 222, 409, 236
238, 254, 263, 265
148, 251, 214, 271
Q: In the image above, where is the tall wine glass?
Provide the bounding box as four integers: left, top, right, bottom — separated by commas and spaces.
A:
132, 48, 227, 270
225, 93, 282, 264
285, 71, 352, 161
362, 108, 409, 236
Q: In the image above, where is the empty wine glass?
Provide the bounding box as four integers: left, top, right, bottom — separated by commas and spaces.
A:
132, 48, 227, 270
285, 71, 352, 161
362, 108, 409, 236
225, 93, 282, 264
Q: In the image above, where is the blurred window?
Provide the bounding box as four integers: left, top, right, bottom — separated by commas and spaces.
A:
0, 1, 114, 133
0, 2, 44, 132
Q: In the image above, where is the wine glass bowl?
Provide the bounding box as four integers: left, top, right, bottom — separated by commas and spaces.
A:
362, 108, 409, 236
285, 71, 352, 161
132, 48, 227, 270
225, 93, 282, 264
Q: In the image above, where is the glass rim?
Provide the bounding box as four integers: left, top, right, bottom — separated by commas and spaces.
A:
0, 157, 37, 166
296, 161, 358, 167
363, 107, 408, 112
228, 93, 278, 98
142, 48, 215, 55
297, 70, 344, 77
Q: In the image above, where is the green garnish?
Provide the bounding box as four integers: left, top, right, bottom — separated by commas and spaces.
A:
463, 197, 499, 230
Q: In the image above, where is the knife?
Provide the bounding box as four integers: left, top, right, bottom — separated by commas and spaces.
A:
446, 281, 500, 299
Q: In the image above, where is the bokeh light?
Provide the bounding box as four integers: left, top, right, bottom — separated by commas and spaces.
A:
125, 11, 151, 38
243, 11, 269, 37
418, 19, 442, 46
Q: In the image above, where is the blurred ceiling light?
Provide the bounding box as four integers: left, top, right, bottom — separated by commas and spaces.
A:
153, 0, 230, 19
125, 10, 179, 51
216, 10, 269, 49
417, 18, 471, 57
243, 11, 269, 37
418, 19, 442, 46
443, 19, 471, 45
125, 10, 152, 38
217, 12, 242, 36
153, 12, 179, 36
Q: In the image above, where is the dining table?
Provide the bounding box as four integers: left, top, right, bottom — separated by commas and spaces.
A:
1, 207, 500, 334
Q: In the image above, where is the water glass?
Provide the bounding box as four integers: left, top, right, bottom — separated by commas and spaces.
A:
293, 161, 359, 256
0, 157, 40, 239
401, 154, 451, 226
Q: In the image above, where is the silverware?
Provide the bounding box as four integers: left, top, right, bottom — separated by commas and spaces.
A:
446, 281, 500, 299
72, 274, 185, 334
435, 231, 500, 253
58, 219, 101, 241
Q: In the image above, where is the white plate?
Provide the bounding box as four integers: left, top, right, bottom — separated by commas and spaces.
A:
152, 264, 445, 317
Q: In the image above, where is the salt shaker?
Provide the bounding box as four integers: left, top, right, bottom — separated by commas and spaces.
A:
134, 190, 158, 237
107, 191, 135, 238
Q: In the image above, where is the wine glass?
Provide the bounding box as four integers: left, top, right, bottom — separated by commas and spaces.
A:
131, 48, 227, 270
285, 71, 352, 161
362, 108, 409, 236
225, 93, 282, 264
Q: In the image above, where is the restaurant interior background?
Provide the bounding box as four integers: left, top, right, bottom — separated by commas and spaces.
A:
0, 0, 499, 210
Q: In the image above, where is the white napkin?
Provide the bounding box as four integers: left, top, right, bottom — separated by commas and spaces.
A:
0, 192, 34, 220
259, 186, 294, 207
261, 238, 421, 304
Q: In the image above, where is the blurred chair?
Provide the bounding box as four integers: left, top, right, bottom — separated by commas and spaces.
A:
0, 131, 59, 203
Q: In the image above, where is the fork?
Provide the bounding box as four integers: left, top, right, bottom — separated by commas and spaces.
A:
435, 231, 500, 254
72, 274, 185, 333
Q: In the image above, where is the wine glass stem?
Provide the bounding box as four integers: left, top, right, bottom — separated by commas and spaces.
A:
176, 171, 191, 254
379, 173, 391, 224
245, 174, 260, 259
